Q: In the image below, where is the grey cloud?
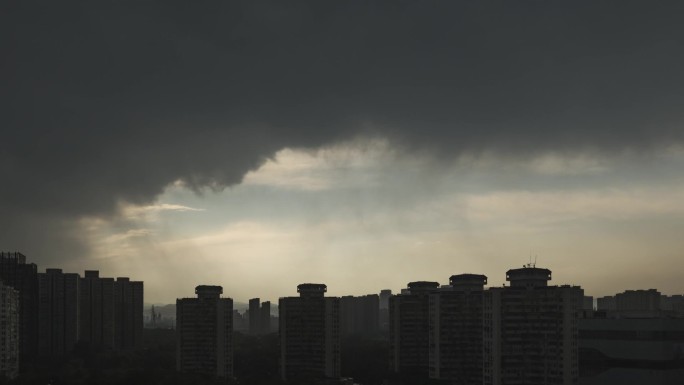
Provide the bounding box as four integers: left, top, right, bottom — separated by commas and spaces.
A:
2, 1, 684, 264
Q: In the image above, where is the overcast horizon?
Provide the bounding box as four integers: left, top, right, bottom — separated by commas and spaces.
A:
3, 1, 684, 304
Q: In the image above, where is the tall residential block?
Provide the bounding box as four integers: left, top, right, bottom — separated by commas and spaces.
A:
37, 269, 80, 356
279, 283, 340, 383
177, 286, 233, 378
429, 274, 487, 385
79, 270, 115, 348
249, 298, 260, 335
379, 289, 392, 332
484, 266, 580, 385
0, 281, 19, 379
389, 281, 439, 378
0, 252, 38, 359
113, 277, 144, 349
248, 298, 273, 335
340, 294, 379, 336
260, 301, 271, 334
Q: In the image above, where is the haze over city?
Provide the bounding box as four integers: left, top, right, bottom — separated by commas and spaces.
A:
3, 1, 684, 305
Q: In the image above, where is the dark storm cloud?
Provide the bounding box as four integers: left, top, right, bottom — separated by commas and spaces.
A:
2, 1, 684, 262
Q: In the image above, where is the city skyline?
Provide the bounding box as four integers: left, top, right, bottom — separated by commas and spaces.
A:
3, 2, 684, 304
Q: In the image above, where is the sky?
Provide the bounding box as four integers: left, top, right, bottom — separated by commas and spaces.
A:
2, 1, 684, 304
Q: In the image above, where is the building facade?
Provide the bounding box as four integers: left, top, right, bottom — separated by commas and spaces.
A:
279, 283, 340, 383
113, 277, 144, 349
37, 269, 80, 356
484, 266, 580, 385
379, 289, 392, 333
0, 281, 19, 379
389, 281, 439, 379
249, 298, 261, 335
79, 270, 115, 348
340, 294, 379, 336
429, 274, 487, 385
0, 252, 38, 360
261, 301, 272, 334
177, 285, 233, 378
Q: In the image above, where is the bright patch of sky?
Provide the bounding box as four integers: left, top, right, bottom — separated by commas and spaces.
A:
80, 140, 684, 303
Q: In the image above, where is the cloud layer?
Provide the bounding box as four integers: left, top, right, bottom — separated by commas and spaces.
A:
2, 1, 684, 265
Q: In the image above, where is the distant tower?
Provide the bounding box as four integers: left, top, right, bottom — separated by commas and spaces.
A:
260, 301, 271, 334
484, 266, 580, 385
390, 281, 439, 380
177, 286, 233, 378
279, 284, 340, 382
429, 274, 487, 385
249, 298, 260, 335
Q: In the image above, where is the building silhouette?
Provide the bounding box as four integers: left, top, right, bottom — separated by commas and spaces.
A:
233, 309, 247, 332
261, 300, 271, 334
113, 277, 143, 349
596, 295, 616, 312
429, 274, 487, 385
37, 268, 80, 356
79, 271, 115, 348
379, 289, 392, 332
661, 294, 684, 317
79, 271, 143, 350
389, 281, 439, 379
484, 266, 580, 385
248, 298, 273, 335
279, 283, 340, 383
340, 294, 379, 336
249, 298, 260, 335
176, 285, 233, 378
0, 252, 38, 360
0, 280, 19, 379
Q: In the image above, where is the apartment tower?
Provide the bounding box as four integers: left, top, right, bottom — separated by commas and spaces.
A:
279, 283, 340, 383
0, 281, 19, 379
484, 266, 580, 385
113, 277, 144, 349
37, 268, 80, 356
429, 274, 487, 385
0, 252, 38, 360
176, 285, 233, 378
389, 281, 439, 379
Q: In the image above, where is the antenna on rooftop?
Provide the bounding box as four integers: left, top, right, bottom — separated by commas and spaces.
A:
534, 255, 537, 268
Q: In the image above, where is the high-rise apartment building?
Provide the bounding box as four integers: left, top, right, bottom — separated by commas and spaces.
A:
113, 277, 143, 349
77, 272, 144, 351
429, 274, 487, 385
484, 266, 580, 385
596, 295, 616, 312
279, 283, 340, 383
389, 281, 439, 378
248, 298, 273, 335
37, 269, 80, 356
340, 294, 379, 336
0, 252, 38, 360
249, 298, 260, 335
176, 285, 233, 378
260, 301, 271, 334
0, 280, 19, 379
379, 289, 392, 332
79, 270, 115, 348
